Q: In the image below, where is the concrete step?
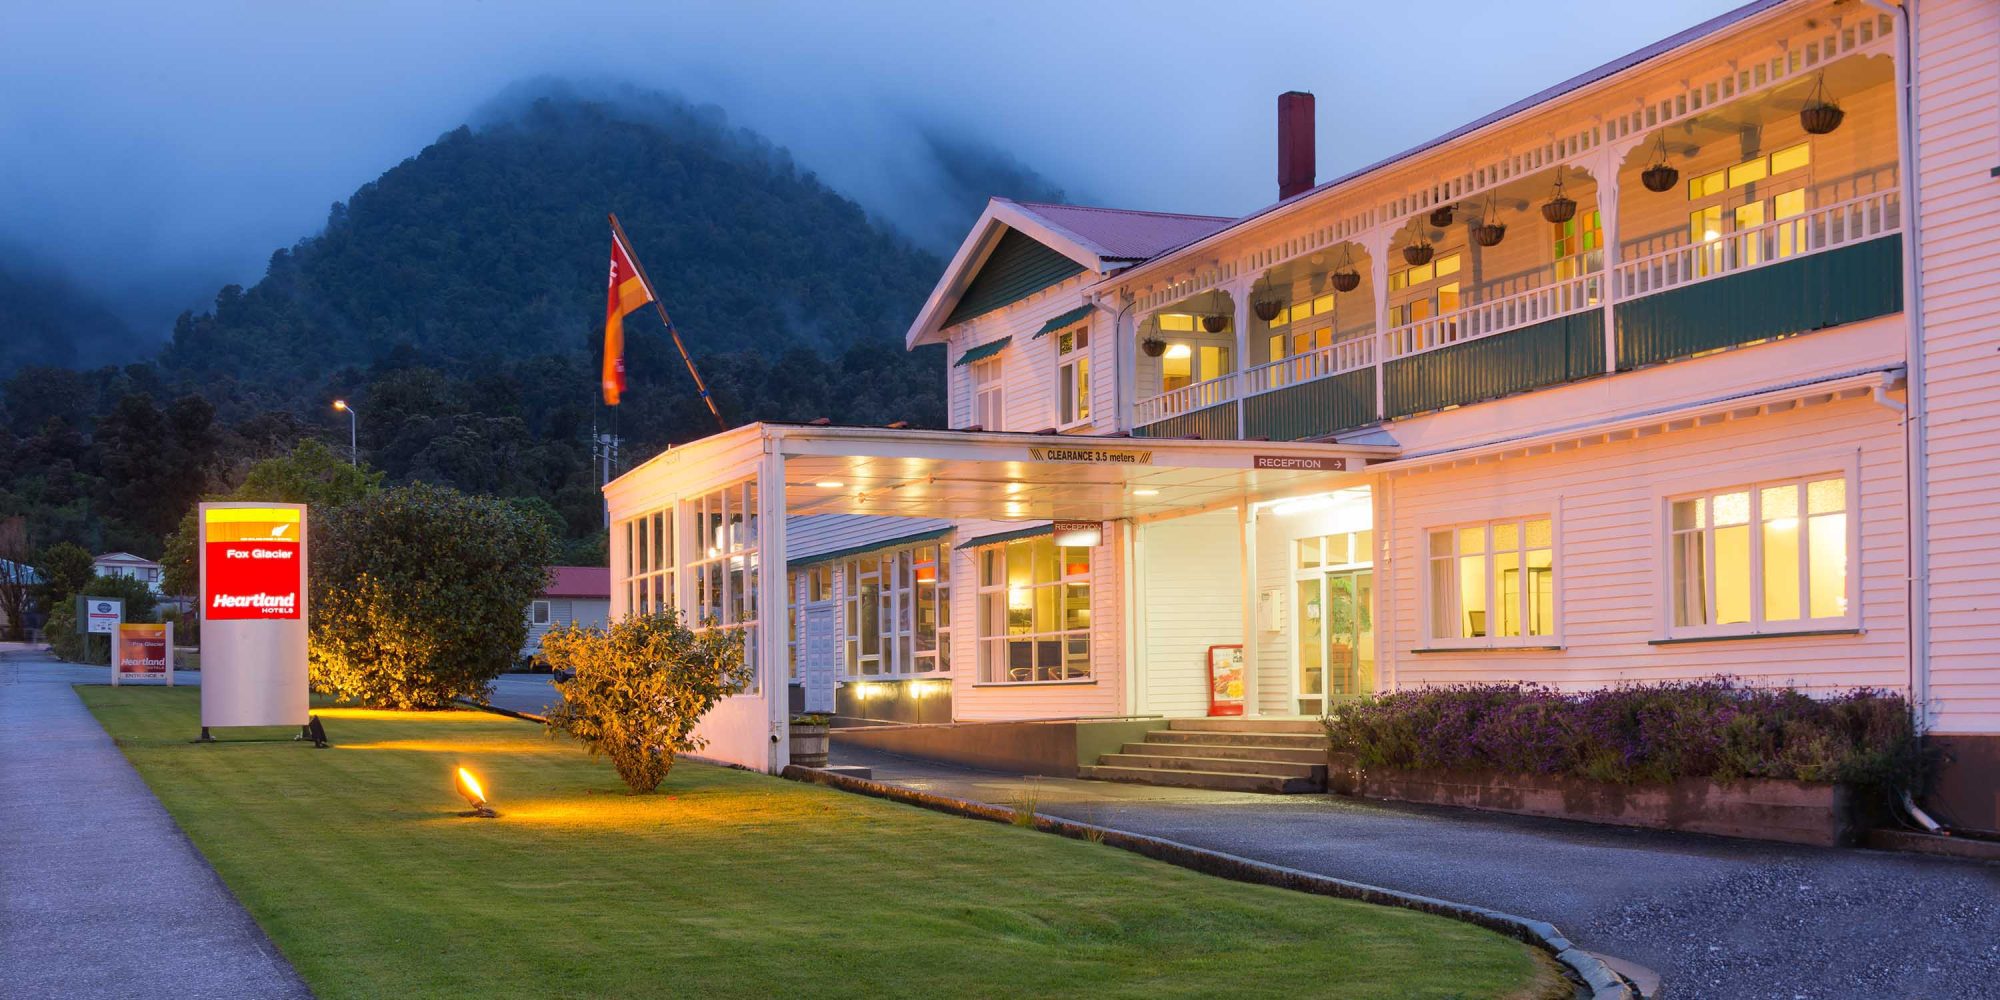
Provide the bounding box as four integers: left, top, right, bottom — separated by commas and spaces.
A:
1096, 752, 1325, 780
1078, 764, 1320, 795
1167, 717, 1326, 735
1119, 741, 1328, 765
1143, 729, 1330, 750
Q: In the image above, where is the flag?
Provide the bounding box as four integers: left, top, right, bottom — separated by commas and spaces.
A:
603, 227, 653, 406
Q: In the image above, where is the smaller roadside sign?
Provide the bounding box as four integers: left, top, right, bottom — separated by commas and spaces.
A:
113, 622, 174, 687
83, 598, 123, 635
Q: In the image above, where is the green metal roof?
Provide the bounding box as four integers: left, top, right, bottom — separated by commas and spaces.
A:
943, 228, 1085, 328
959, 523, 1053, 549
953, 336, 1010, 368
790, 526, 955, 567
1031, 304, 1094, 339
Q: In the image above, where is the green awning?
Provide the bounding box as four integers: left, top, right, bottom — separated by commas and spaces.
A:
959, 523, 1052, 550
953, 336, 1011, 367
1031, 304, 1094, 339
790, 526, 955, 567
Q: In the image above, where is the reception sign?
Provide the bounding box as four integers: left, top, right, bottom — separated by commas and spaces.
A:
113, 622, 173, 686
198, 503, 309, 730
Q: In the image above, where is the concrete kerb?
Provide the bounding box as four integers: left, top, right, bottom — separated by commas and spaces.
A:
455, 697, 546, 724
783, 764, 1639, 1000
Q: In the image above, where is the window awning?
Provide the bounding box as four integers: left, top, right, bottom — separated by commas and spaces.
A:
959, 523, 1052, 550
954, 336, 1010, 367
1031, 305, 1094, 339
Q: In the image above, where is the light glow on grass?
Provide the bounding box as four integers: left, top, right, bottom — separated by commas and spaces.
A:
80, 687, 1557, 1000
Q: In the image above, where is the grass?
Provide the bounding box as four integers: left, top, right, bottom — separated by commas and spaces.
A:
81, 687, 1562, 1000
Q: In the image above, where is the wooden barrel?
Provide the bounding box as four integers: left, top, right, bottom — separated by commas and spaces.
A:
789, 724, 830, 768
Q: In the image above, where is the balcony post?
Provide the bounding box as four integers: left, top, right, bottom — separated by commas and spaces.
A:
1362, 228, 1392, 420
1596, 135, 1646, 375
1229, 275, 1253, 438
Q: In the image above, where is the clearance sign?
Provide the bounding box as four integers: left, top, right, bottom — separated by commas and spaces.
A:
203, 506, 303, 620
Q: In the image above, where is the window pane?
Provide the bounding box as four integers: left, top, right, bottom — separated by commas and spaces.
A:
1715, 524, 1752, 624
1429, 530, 1452, 557
1353, 530, 1373, 565
1771, 142, 1810, 174
1671, 499, 1701, 531
1493, 551, 1522, 637
1458, 526, 1486, 555
1436, 254, 1461, 278
1763, 491, 1802, 623
1728, 158, 1768, 188
1075, 357, 1090, 420
1713, 491, 1750, 526
1808, 512, 1848, 619
1063, 584, 1090, 631
1492, 521, 1520, 552
1458, 555, 1488, 637
1673, 529, 1708, 627
1807, 478, 1845, 515
1526, 548, 1555, 636
1298, 536, 1322, 569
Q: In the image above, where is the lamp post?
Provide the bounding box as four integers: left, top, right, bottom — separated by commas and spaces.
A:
332, 400, 358, 466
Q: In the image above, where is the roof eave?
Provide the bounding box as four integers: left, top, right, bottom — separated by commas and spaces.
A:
904, 199, 1108, 350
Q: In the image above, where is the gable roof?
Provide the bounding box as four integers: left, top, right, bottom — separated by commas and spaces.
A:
93, 551, 160, 568
905, 198, 1233, 348
543, 566, 610, 599
1006, 201, 1233, 263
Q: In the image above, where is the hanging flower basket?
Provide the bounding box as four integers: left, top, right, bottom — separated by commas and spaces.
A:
1252, 297, 1284, 323
1799, 72, 1844, 135
1402, 242, 1434, 267
1141, 336, 1168, 358
1200, 313, 1228, 334
1641, 162, 1680, 193
1428, 205, 1454, 228
1541, 167, 1577, 224
1331, 269, 1361, 293
1472, 221, 1506, 247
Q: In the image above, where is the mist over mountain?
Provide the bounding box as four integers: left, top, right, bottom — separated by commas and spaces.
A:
0, 252, 142, 374
2, 84, 1072, 557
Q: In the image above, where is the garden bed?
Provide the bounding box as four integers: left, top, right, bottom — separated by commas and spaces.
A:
1323, 679, 1918, 848
1331, 754, 1857, 846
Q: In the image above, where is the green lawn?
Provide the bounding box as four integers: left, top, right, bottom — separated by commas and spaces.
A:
82, 687, 1558, 1000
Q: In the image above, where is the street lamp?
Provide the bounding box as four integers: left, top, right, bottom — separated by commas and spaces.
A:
332, 400, 358, 466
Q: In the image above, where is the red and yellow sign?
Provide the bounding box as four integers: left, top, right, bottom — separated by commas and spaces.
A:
203, 506, 302, 620
117, 623, 170, 678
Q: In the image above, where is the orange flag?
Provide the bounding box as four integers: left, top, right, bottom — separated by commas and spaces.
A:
603, 228, 653, 406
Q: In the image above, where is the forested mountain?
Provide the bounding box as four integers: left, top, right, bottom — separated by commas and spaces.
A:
0, 255, 141, 375
0, 87, 1065, 562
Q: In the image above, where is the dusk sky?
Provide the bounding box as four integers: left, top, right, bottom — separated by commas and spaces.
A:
1, 0, 1745, 339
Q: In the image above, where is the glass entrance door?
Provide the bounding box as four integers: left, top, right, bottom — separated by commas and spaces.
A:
1295, 568, 1373, 716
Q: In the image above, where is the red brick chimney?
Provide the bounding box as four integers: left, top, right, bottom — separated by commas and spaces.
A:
1278, 91, 1315, 200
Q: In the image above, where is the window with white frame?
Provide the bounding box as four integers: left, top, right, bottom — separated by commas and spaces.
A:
841, 541, 952, 679
530, 600, 551, 625
971, 359, 1003, 431
977, 535, 1091, 683
1427, 516, 1556, 643
685, 479, 759, 692
1668, 474, 1850, 635
1056, 325, 1090, 427
619, 506, 674, 617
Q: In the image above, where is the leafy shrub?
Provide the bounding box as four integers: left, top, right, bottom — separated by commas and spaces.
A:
45, 601, 92, 663
1324, 678, 1923, 793
541, 610, 748, 793
309, 484, 554, 709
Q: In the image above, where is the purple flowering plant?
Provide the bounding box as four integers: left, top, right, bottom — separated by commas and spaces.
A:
1322, 677, 1923, 790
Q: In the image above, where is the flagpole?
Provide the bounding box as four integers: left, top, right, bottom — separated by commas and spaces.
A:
608, 213, 727, 433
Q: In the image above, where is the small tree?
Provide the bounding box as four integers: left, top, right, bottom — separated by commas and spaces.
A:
542, 610, 749, 793
34, 541, 95, 609
162, 440, 384, 598
309, 484, 554, 709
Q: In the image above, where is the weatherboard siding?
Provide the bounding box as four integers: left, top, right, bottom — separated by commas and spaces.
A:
1133, 509, 1242, 717
1380, 395, 1908, 696
946, 275, 1094, 433
1915, 0, 2000, 735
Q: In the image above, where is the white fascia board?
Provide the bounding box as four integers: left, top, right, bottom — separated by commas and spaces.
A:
904, 199, 1109, 351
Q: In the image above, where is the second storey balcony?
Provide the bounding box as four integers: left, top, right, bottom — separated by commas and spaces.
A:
1132, 37, 1903, 443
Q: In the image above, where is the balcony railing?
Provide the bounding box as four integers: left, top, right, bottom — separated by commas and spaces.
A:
1132, 371, 1239, 426
1614, 190, 1902, 300
1241, 335, 1374, 395
1385, 270, 1601, 360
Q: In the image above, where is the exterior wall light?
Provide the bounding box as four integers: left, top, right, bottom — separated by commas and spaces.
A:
455, 767, 497, 818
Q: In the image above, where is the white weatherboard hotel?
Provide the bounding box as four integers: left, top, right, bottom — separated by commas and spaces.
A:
604, 0, 2000, 833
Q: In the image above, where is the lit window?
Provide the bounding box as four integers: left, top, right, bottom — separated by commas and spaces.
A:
683, 480, 760, 692
1688, 170, 1727, 199
841, 542, 953, 680
1157, 313, 1196, 332
618, 507, 674, 617
1669, 475, 1850, 635
1427, 517, 1555, 643
977, 535, 1092, 684
1727, 158, 1768, 189
1770, 142, 1811, 175
1056, 325, 1090, 427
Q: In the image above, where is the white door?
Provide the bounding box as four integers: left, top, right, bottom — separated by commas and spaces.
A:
802, 602, 837, 713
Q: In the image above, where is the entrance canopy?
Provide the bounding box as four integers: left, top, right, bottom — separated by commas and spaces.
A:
607, 422, 1398, 523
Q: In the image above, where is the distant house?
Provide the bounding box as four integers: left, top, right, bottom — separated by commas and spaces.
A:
523, 566, 611, 658
93, 552, 165, 594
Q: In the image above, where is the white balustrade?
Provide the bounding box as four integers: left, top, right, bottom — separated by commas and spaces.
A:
1131, 371, 1240, 426
1240, 336, 1375, 396
1384, 270, 1601, 360
1613, 190, 1902, 300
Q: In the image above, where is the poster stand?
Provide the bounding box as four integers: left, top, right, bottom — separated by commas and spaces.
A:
1206, 644, 1246, 717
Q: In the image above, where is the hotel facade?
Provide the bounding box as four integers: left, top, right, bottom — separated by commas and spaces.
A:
604, 0, 2000, 832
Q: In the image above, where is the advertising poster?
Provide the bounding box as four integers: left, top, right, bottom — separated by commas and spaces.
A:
1207, 644, 1246, 717
113, 622, 173, 686
203, 507, 303, 620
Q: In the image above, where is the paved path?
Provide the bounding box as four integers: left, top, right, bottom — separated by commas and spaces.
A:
833, 743, 2000, 1000
0, 645, 311, 1000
